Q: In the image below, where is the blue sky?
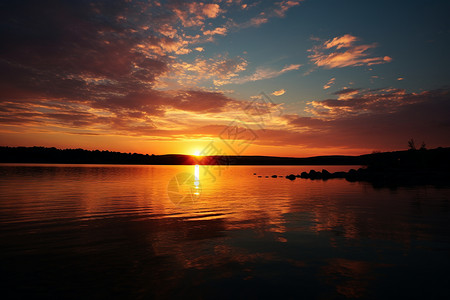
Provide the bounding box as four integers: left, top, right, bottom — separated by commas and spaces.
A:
195, 0, 449, 102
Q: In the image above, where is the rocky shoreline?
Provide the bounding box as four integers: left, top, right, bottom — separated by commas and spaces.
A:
255, 167, 450, 187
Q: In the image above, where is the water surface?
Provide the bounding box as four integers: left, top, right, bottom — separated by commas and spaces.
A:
1, 164, 449, 299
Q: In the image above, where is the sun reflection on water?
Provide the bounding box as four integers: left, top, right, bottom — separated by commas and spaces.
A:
194, 164, 200, 196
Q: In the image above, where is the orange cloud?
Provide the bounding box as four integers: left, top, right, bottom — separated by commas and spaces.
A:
203, 27, 228, 36
231, 1, 301, 30
323, 77, 335, 89
172, 3, 222, 27
202, 3, 221, 18
333, 88, 360, 100
309, 35, 392, 69
272, 89, 286, 96
324, 34, 358, 49
274, 0, 302, 17
168, 56, 248, 86
157, 24, 177, 38
134, 36, 191, 56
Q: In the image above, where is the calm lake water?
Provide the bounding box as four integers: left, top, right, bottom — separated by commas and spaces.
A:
1, 164, 450, 299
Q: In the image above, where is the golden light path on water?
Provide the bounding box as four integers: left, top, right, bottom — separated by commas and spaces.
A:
194, 164, 200, 196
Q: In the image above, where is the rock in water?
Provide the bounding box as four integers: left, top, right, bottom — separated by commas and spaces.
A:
286, 174, 296, 180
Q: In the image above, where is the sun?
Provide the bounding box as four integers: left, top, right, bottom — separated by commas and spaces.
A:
193, 150, 202, 156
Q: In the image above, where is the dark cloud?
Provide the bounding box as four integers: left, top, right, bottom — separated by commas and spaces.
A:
171, 90, 236, 113
0, 0, 170, 105
308, 88, 421, 116
0, 0, 243, 134
280, 88, 450, 150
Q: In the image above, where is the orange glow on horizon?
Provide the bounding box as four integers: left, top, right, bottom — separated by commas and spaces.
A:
0, 131, 413, 158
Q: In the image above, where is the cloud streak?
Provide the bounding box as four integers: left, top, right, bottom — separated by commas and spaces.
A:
216, 64, 301, 85
323, 78, 336, 90
309, 34, 392, 69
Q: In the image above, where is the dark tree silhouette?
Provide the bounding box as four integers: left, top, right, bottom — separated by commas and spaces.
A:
408, 138, 416, 150
420, 141, 427, 150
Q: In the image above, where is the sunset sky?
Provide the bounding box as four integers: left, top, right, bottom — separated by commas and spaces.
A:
1, 0, 449, 157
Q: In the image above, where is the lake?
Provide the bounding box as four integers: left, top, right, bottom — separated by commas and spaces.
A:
1, 164, 450, 299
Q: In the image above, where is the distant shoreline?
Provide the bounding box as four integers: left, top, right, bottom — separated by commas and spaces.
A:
0, 162, 363, 167
0, 146, 363, 165
1, 146, 450, 167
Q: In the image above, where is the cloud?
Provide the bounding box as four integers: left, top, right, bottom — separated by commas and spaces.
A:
157, 24, 178, 39
170, 56, 248, 86
241, 64, 301, 82
136, 87, 449, 152
278, 88, 450, 150
203, 27, 228, 36
0, 1, 257, 137
248, 17, 269, 27
136, 36, 192, 55
202, 3, 221, 18
309, 34, 392, 69
274, 1, 302, 17
168, 61, 300, 86
332, 88, 361, 100
323, 78, 335, 89
230, 1, 301, 29
219, 64, 301, 85
272, 89, 286, 96
172, 2, 222, 27
306, 88, 413, 117
170, 90, 238, 113
324, 34, 358, 49
0, 87, 243, 136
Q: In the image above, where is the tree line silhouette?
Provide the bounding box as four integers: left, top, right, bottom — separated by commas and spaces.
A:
0, 147, 194, 165
1, 145, 449, 169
